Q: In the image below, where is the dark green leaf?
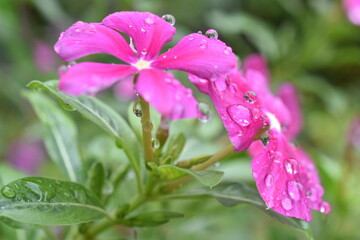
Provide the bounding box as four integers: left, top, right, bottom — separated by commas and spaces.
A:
126, 211, 184, 227
0, 177, 107, 225
158, 165, 224, 188
24, 92, 83, 182
162, 133, 186, 164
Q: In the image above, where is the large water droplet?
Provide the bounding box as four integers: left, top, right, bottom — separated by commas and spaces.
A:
205, 29, 218, 39
197, 101, 212, 123
152, 138, 160, 149
267, 150, 282, 163
281, 198, 293, 210
141, 48, 148, 55
162, 14, 176, 26
243, 91, 257, 104
133, 101, 143, 117
264, 174, 274, 187
287, 181, 301, 201
199, 39, 208, 49
1, 186, 16, 198
145, 15, 155, 25
284, 158, 299, 174
227, 104, 252, 127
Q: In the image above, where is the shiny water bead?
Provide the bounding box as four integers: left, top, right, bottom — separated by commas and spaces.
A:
1, 186, 16, 198
161, 14, 176, 26
284, 158, 299, 174
133, 101, 143, 117
151, 138, 160, 149
287, 181, 301, 201
205, 29, 218, 39
227, 104, 252, 127
200, 39, 208, 49
243, 91, 257, 103
197, 101, 212, 123
281, 197, 293, 210
264, 174, 274, 187
145, 15, 156, 25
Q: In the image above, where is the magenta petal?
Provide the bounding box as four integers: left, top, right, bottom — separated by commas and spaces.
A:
343, 0, 360, 25
243, 54, 270, 82
278, 83, 303, 140
208, 69, 266, 151
136, 69, 198, 120
188, 74, 210, 94
102, 12, 176, 60
59, 62, 137, 95
151, 33, 237, 80
54, 22, 136, 63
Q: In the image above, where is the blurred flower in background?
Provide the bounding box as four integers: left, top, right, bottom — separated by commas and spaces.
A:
343, 0, 360, 25
33, 40, 57, 74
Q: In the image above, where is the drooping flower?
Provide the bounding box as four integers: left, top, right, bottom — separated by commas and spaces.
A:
343, 0, 360, 25
54, 11, 236, 120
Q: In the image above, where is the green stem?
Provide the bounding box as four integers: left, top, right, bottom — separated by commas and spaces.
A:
86, 219, 117, 238
139, 96, 155, 163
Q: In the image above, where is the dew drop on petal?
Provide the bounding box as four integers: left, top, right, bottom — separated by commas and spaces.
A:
205, 29, 218, 39
200, 39, 208, 49
281, 198, 293, 210
243, 91, 257, 104
151, 138, 160, 149
197, 30, 203, 34
162, 14, 176, 26
133, 101, 143, 117
145, 15, 155, 25
229, 83, 238, 94
129, 24, 133, 28
224, 46, 232, 55
287, 181, 301, 201
141, 27, 146, 32
319, 202, 331, 214
264, 174, 274, 187
226, 104, 252, 127
188, 34, 195, 41
197, 101, 212, 123
141, 48, 148, 55
284, 158, 299, 174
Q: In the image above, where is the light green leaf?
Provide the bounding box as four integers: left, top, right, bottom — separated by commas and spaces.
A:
0, 177, 107, 225
158, 165, 224, 188
24, 92, 82, 183
126, 211, 184, 227
87, 161, 105, 199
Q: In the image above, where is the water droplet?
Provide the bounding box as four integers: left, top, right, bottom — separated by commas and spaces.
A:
264, 174, 274, 187
152, 138, 160, 149
227, 104, 252, 127
141, 48, 148, 55
75, 27, 82, 32
174, 56, 178, 59
144, 120, 153, 132
229, 83, 238, 94
145, 15, 155, 25
133, 101, 143, 117
87, 24, 97, 33
197, 101, 212, 123
141, 27, 146, 32
197, 31, 203, 34
162, 14, 176, 26
287, 181, 301, 201
260, 132, 270, 146
128, 24, 133, 28
306, 190, 312, 198
281, 198, 293, 210
224, 46, 232, 55
188, 34, 195, 40
162, 55, 167, 59
205, 29, 218, 39
243, 91, 257, 103
319, 202, 330, 214
59, 65, 68, 72
267, 150, 282, 163
1, 186, 16, 198
200, 39, 208, 49
285, 158, 299, 174
215, 79, 227, 91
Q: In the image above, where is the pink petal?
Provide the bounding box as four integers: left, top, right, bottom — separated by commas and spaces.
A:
242, 54, 270, 82
251, 130, 330, 221
59, 62, 137, 95
135, 69, 198, 120
207, 69, 267, 151
188, 74, 210, 94
343, 0, 360, 25
277, 83, 303, 140
54, 21, 137, 63
114, 75, 136, 101
102, 12, 176, 61
151, 33, 237, 80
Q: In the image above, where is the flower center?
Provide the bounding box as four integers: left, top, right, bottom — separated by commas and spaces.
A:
133, 59, 152, 70
266, 112, 281, 132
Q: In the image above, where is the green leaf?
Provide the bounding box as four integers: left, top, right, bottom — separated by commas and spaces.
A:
24, 92, 83, 182
126, 211, 184, 227
158, 165, 224, 188
87, 161, 105, 199
27, 80, 140, 177
161, 133, 186, 164
0, 217, 35, 229
0, 177, 107, 225
163, 182, 313, 239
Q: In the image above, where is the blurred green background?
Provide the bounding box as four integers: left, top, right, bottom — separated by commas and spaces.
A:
1, 0, 360, 239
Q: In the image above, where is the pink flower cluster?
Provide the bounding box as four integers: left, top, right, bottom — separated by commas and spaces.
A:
192, 54, 330, 221
54, 11, 330, 222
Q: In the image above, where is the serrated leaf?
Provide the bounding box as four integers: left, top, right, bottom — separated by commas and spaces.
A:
27, 80, 140, 176
0, 177, 107, 225
24, 92, 83, 183
158, 165, 224, 188
126, 211, 184, 227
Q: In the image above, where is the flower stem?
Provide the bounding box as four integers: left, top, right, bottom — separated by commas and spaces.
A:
139, 96, 155, 163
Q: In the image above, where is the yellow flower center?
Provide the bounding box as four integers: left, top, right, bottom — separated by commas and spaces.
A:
133, 59, 151, 70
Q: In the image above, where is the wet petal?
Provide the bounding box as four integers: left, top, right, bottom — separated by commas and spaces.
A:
278, 83, 303, 140
152, 33, 237, 80
54, 22, 136, 63
207, 69, 267, 151
102, 12, 176, 61
242, 54, 270, 82
136, 69, 198, 120
59, 62, 137, 95
188, 74, 210, 94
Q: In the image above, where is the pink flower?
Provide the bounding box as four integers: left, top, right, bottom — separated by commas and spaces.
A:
244, 55, 330, 221
343, 0, 360, 25
54, 11, 236, 120
34, 40, 56, 74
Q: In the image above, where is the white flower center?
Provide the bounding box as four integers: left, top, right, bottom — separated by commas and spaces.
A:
133, 59, 152, 70
266, 112, 281, 132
